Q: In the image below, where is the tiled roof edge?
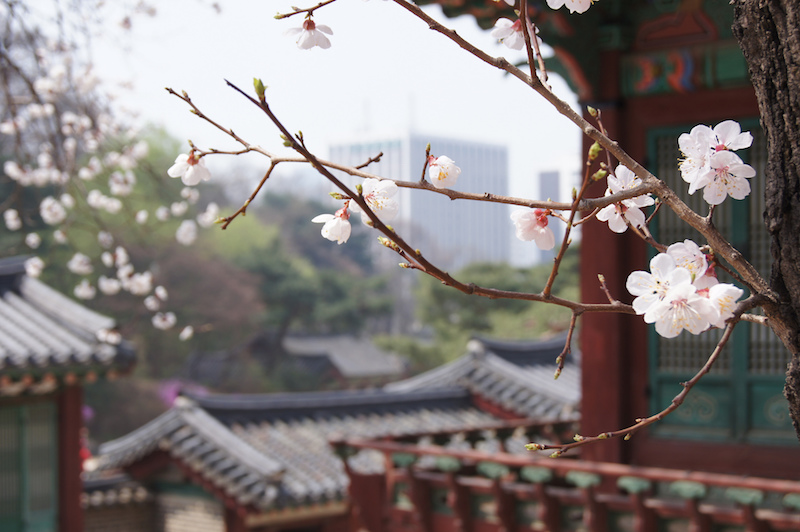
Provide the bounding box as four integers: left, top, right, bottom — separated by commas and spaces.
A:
189, 387, 471, 413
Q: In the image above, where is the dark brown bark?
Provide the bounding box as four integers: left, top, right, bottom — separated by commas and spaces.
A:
733, 0, 800, 441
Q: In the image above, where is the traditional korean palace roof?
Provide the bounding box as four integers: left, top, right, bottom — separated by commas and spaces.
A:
97, 334, 580, 516
98, 388, 511, 512
0, 256, 136, 394
385, 334, 580, 420
284, 335, 406, 379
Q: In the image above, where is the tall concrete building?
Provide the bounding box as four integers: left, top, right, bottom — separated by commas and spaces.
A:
329, 133, 510, 272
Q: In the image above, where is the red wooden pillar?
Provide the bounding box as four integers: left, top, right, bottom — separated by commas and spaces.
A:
57, 385, 84, 532
224, 506, 248, 532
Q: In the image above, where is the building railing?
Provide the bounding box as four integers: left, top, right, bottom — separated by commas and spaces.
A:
333, 431, 800, 532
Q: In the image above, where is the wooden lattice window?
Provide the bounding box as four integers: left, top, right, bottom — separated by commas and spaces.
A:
647, 122, 793, 443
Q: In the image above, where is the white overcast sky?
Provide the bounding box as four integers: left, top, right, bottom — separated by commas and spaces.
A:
82, 0, 581, 201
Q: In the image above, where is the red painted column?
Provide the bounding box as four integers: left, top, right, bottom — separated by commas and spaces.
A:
57, 385, 84, 532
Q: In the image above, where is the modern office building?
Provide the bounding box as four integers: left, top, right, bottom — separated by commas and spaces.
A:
329, 132, 510, 272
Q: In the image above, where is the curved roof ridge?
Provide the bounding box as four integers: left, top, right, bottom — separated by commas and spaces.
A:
190, 387, 471, 413
383, 353, 476, 392
480, 352, 580, 404
99, 399, 284, 480
473, 333, 569, 354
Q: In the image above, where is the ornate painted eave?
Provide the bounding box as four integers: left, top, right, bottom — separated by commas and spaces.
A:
417, 0, 750, 102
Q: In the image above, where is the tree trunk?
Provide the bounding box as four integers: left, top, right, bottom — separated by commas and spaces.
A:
732, 0, 800, 441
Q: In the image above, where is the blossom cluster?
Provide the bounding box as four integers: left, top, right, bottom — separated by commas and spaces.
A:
0, 22, 211, 340
679, 120, 755, 205
627, 240, 743, 338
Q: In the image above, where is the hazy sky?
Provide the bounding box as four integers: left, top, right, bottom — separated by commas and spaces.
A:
88, 0, 581, 201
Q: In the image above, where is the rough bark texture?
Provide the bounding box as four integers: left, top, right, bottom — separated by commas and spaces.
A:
733, 0, 800, 441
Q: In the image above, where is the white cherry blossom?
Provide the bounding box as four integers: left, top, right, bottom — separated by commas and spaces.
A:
197, 202, 220, 228
712, 120, 753, 151
644, 282, 718, 338
510, 209, 555, 250
491, 18, 540, 51
666, 240, 712, 285
4, 209, 21, 231
25, 233, 41, 249
67, 253, 93, 275
24, 257, 44, 278
698, 151, 756, 205
155, 286, 168, 301
127, 271, 153, 296
39, 196, 67, 225
179, 326, 194, 341
546, 0, 593, 14
596, 165, 654, 233
151, 312, 176, 330
427, 155, 461, 189
707, 283, 744, 328
626, 253, 693, 315
135, 210, 149, 224
74, 279, 96, 300
98, 276, 121, 295
350, 179, 399, 224
167, 152, 211, 186
285, 19, 333, 50
312, 206, 351, 244
144, 295, 161, 312
175, 220, 198, 246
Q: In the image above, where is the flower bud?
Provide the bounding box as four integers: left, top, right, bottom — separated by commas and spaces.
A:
588, 141, 603, 161
587, 106, 598, 117
253, 78, 266, 101
591, 169, 608, 181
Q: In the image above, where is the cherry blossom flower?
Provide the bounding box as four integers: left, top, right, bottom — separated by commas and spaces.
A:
97, 231, 114, 249
98, 276, 121, 296
666, 240, 710, 283
626, 253, 693, 315
171, 201, 188, 217
151, 312, 177, 330
67, 253, 93, 275
491, 18, 540, 51
74, 279, 96, 300
167, 152, 211, 186
144, 295, 160, 312
427, 156, 461, 189
155, 286, 169, 301
707, 283, 744, 328
711, 120, 753, 152
155, 206, 170, 221
645, 282, 718, 338
510, 209, 555, 250
175, 220, 198, 246
697, 151, 756, 205
4, 209, 21, 231
546, 0, 593, 14
285, 18, 333, 50
350, 179, 399, 224
25, 233, 41, 249
109, 170, 136, 196
24, 257, 44, 278
39, 196, 67, 225
596, 165, 654, 233
179, 326, 194, 341
135, 210, 149, 224
312, 205, 351, 244
127, 271, 153, 296
197, 202, 220, 228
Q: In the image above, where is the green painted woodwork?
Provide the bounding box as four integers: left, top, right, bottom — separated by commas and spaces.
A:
391, 452, 417, 468
520, 465, 553, 484
434, 456, 461, 473
782, 493, 800, 511
669, 481, 707, 500
647, 123, 793, 444
617, 476, 652, 494
0, 402, 57, 532
476, 461, 510, 479
724, 487, 764, 506
565, 470, 601, 489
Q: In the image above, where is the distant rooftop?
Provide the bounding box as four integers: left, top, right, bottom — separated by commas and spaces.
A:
0, 256, 136, 394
